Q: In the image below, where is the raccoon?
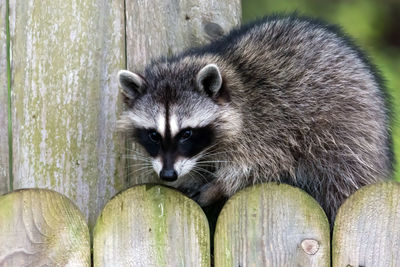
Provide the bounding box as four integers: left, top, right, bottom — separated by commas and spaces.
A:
117, 15, 392, 222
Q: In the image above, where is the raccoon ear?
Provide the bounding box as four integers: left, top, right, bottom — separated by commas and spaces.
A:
196, 64, 223, 97
117, 70, 146, 100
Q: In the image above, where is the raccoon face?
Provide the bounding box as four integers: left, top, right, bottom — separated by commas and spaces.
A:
117, 64, 227, 183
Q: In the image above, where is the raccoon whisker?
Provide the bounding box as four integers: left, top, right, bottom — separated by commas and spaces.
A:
128, 166, 152, 173
193, 143, 232, 160
195, 163, 216, 168
126, 166, 153, 177
193, 166, 216, 177
192, 167, 216, 179
124, 158, 152, 164
128, 163, 153, 167
197, 159, 232, 162
195, 164, 220, 170
202, 141, 221, 151
198, 154, 226, 160
198, 146, 225, 155
141, 168, 157, 178
123, 156, 152, 162
196, 160, 233, 164
186, 172, 199, 188
198, 151, 233, 159
125, 160, 153, 166
201, 150, 228, 155
127, 160, 152, 164
195, 143, 225, 157
190, 169, 210, 184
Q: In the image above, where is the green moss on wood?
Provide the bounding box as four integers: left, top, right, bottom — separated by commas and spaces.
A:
332, 181, 400, 266
214, 182, 330, 267
93, 184, 210, 267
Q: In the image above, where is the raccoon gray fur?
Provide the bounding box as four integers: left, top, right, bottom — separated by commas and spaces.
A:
117, 15, 392, 223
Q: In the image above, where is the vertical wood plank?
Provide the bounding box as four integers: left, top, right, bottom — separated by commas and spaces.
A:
333, 181, 400, 267
124, 0, 241, 184
93, 184, 210, 266
9, 0, 126, 227
214, 183, 330, 267
0, 0, 9, 194
0, 189, 90, 266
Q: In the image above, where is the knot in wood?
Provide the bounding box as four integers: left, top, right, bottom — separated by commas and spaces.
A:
203, 22, 224, 40
301, 239, 319, 255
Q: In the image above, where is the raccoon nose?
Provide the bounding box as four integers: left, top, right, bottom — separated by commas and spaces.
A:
160, 169, 178, 182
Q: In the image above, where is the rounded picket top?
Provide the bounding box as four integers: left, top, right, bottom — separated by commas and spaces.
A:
332, 181, 400, 267
93, 184, 210, 267
0, 189, 90, 266
214, 182, 330, 267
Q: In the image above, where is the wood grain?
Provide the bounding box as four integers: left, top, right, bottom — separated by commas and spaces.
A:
0, 0, 9, 195
0, 189, 90, 266
124, 0, 241, 184
214, 183, 330, 267
9, 0, 126, 227
332, 181, 400, 267
93, 184, 210, 267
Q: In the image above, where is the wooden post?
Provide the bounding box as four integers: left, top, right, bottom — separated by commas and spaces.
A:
93, 185, 210, 266
124, 0, 241, 184
0, 189, 90, 266
0, 0, 9, 195
214, 183, 330, 266
8, 0, 126, 227
333, 181, 400, 266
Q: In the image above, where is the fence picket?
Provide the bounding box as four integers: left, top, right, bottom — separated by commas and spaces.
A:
0, 189, 90, 266
333, 181, 400, 267
214, 183, 330, 267
93, 184, 210, 267
8, 0, 126, 227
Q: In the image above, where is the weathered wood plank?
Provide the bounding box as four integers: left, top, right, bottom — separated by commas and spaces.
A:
124, 0, 241, 184
214, 183, 330, 267
0, 0, 9, 194
9, 0, 126, 227
333, 181, 400, 267
93, 184, 210, 267
0, 189, 90, 266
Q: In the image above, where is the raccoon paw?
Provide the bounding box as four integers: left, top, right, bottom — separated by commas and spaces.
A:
192, 182, 224, 207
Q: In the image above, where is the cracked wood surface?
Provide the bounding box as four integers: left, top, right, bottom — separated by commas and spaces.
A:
0, 189, 90, 266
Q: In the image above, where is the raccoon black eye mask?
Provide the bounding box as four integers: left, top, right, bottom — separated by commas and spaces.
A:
117, 14, 392, 224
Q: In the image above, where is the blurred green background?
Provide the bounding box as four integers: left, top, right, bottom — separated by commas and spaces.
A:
242, 0, 400, 180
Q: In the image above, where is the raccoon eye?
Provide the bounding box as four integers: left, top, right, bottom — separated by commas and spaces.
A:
179, 129, 192, 142
148, 131, 161, 143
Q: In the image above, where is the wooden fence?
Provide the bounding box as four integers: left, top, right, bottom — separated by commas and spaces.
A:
1, 0, 400, 266
0, 0, 241, 227
1, 181, 399, 266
